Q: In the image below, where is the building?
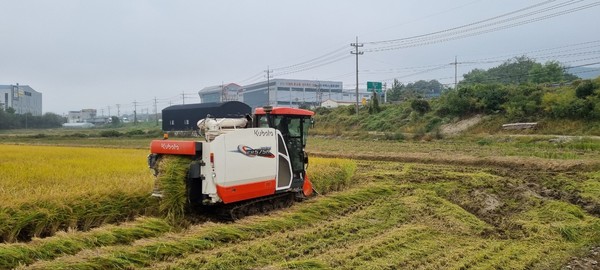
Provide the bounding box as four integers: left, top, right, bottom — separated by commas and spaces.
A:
67, 109, 97, 123
197, 79, 372, 109
0, 84, 42, 116
162, 101, 251, 131
321, 99, 359, 109
241, 79, 348, 109
198, 83, 243, 103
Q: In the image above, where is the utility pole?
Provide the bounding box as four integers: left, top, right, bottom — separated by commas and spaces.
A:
101, 108, 104, 117
316, 81, 322, 105
264, 66, 273, 106
384, 82, 387, 103
454, 56, 458, 89
116, 104, 121, 117
133, 100, 138, 124
182, 91, 186, 105
154, 97, 158, 126
221, 82, 227, 102
351, 36, 363, 115
107, 106, 111, 117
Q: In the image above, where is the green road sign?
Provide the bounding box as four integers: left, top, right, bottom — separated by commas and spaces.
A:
367, 81, 382, 92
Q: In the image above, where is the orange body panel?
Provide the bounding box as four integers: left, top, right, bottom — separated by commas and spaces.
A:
302, 173, 314, 197
150, 140, 197, 155
254, 107, 315, 116
216, 179, 276, 204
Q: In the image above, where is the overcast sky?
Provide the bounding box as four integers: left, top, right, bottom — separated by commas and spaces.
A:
1, 0, 599, 114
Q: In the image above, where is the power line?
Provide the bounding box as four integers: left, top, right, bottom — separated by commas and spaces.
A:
272, 55, 352, 77
365, 1, 600, 52
226, 1, 598, 90
271, 45, 348, 71
344, 41, 600, 80
367, 0, 559, 45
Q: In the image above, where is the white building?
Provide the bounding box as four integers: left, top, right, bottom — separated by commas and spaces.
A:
67, 109, 97, 123
321, 99, 360, 108
197, 79, 372, 109
241, 79, 350, 109
198, 83, 243, 103
0, 84, 42, 116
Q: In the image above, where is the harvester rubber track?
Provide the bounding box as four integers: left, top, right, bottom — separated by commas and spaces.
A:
214, 192, 297, 221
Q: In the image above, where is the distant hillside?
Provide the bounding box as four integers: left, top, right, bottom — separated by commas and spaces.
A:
568, 66, 600, 79
312, 78, 600, 138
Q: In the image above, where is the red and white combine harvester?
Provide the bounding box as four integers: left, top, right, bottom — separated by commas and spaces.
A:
147, 106, 315, 219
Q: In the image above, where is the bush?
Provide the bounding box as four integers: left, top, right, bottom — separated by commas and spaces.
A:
412, 128, 426, 140
411, 99, 431, 114
146, 129, 165, 137
68, 133, 88, 138
384, 132, 405, 141
425, 117, 442, 132
28, 133, 47, 139
126, 129, 145, 136
314, 107, 331, 115
575, 80, 596, 99
100, 130, 123, 137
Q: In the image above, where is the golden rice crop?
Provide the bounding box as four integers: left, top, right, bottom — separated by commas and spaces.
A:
0, 143, 358, 242
0, 145, 152, 203
0, 145, 155, 242
155, 155, 191, 225
309, 157, 357, 194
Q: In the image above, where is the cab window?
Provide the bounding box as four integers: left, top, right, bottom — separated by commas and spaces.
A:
256, 115, 269, 128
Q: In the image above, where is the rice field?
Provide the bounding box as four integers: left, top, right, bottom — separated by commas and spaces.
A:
0, 145, 155, 242
0, 138, 599, 269
0, 144, 357, 241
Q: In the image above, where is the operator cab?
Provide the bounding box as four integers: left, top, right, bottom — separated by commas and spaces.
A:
254, 106, 314, 189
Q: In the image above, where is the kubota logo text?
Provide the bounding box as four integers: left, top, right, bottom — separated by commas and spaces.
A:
237, 145, 275, 158
161, 143, 180, 150
254, 130, 274, 137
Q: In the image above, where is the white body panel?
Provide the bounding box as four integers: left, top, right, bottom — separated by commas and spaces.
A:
202, 128, 279, 203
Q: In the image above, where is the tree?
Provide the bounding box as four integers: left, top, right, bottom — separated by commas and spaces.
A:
502, 84, 543, 120
111, 116, 121, 126
368, 91, 381, 114
386, 79, 445, 101
529, 61, 571, 84
387, 79, 404, 102
437, 84, 507, 116
461, 57, 579, 86
40, 113, 66, 128
575, 80, 596, 99
542, 88, 593, 119
461, 69, 490, 85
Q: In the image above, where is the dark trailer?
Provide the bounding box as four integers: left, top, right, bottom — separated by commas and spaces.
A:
162, 101, 251, 131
